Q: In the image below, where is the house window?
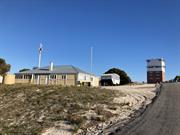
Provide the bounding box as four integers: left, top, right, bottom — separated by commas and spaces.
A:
84, 76, 86, 80
50, 75, 56, 79
15, 75, 23, 79
77, 81, 81, 85
91, 77, 93, 81
62, 75, 66, 80
24, 75, 31, 79
35, 75, 38, 79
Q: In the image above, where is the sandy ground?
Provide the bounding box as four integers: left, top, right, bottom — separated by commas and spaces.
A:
42, 121, 73, 135
86, 84, 157, 135
42, 84, 158, 135
104, 84, 156, 107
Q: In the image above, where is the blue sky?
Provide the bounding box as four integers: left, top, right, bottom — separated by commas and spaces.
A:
0, 0, 179, 81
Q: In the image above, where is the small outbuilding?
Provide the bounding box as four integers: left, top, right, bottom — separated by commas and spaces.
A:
0, 74, 15, 85
4, 74, 15, 85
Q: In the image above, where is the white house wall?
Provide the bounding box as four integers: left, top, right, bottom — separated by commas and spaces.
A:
77, 73, 99, 87
78, 73, 92, 82
0, 76, 2, 83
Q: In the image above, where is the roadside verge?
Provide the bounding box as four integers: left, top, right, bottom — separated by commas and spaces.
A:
101, 84, 162, 135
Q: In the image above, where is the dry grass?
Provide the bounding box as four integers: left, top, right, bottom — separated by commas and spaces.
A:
0, 84, 119, 134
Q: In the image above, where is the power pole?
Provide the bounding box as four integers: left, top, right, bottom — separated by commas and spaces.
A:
90, 46, 93, 74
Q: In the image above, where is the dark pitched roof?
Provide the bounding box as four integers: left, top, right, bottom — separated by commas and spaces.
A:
16, 65, 91, 75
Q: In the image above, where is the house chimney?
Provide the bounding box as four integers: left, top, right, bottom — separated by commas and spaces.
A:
50, 62, 54, 71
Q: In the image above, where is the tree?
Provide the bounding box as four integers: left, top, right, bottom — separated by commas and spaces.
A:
105, 68, 131, 85
19, 68, 30, 72
174, 76, 180, 82
0, 58, 11, 83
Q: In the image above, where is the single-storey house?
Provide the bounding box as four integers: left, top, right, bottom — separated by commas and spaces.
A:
15, 64, 99, 87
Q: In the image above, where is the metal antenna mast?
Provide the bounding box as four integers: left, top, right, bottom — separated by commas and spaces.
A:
38, 43, 43, 68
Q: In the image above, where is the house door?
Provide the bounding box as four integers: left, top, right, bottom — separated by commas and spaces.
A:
45, 75, 49, 85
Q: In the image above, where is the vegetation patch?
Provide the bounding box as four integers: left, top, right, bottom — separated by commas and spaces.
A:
0, 84, 121, 134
